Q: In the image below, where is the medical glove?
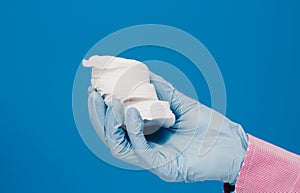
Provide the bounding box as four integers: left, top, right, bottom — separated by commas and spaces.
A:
87, 72, 248, 185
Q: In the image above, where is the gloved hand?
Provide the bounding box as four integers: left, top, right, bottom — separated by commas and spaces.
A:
88, 72, 248, 185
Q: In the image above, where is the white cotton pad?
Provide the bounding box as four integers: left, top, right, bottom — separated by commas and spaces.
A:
82, 55, 175, 134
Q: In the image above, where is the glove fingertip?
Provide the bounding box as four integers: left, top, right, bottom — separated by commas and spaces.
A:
88, 88, 100, 99
126, 107, 144, 134
89, 93, 106, 112
106, 99, 124, 125
126, 107, 142, 121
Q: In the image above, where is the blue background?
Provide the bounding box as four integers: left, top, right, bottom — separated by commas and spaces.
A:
1, 0, 299, 192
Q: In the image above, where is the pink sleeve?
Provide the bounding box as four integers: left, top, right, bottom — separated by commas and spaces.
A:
235, 134, 300, 192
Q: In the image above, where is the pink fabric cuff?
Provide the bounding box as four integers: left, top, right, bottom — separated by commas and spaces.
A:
235, 134, 300, 192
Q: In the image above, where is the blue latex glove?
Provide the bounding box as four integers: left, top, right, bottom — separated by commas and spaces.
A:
88, 72, 248, 185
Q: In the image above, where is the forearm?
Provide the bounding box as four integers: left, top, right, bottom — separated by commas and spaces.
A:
235, 134, 300, 192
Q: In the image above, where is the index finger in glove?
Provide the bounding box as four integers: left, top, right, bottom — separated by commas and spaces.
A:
105, 99, 133, 159
88, 90, 107, 145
